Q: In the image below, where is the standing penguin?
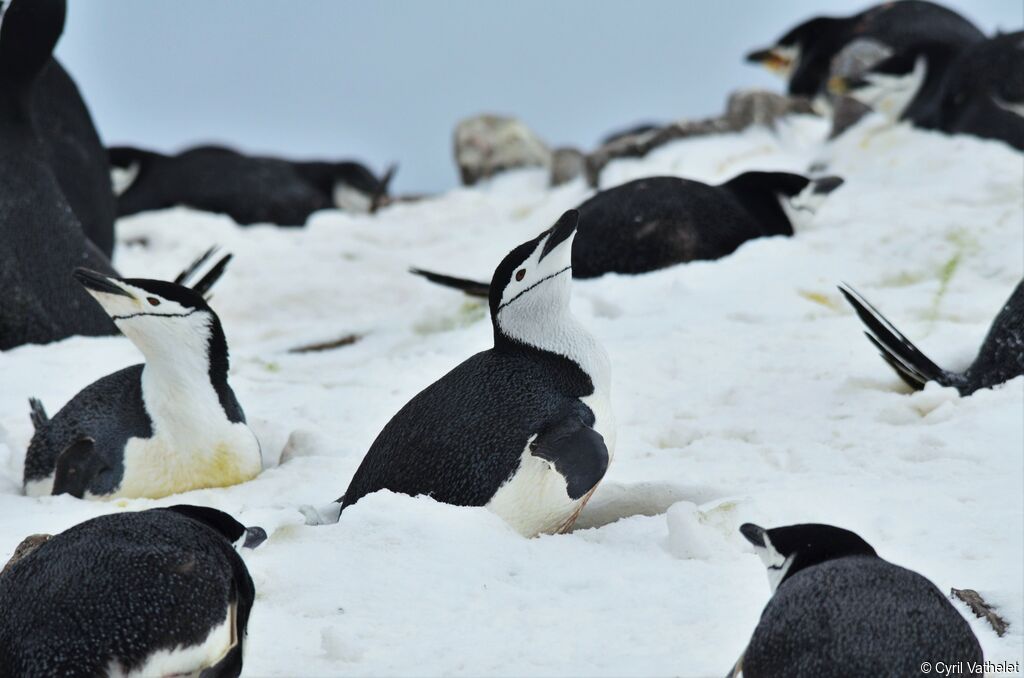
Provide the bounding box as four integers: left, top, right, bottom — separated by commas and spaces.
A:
745, 1, 984, 100
23, 257, 263, 499
338, 210, 613, 537
411, 172, 843, 294
0, 505, 262, 677
0, 0, 119, 350
731, 522, 982, 677
839, 281, 1024, 396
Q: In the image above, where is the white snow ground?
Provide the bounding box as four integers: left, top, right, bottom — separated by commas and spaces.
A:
1, 113, 1022, 677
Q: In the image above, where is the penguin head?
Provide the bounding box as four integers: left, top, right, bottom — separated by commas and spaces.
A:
829, 51, 927, 120
490, 209, 578, 345
73, 267, 228, 370
740, 522, 877, 593
747, 16, 849, 96
332, 162, 396, 214
161, 505, 268, 550
0, 0, 65, 93
723, 171, 843, 233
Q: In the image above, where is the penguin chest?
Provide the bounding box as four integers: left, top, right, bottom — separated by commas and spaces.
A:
111, 423, 261, 499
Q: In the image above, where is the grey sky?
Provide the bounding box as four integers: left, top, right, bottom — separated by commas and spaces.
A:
56, 1, 1022, 194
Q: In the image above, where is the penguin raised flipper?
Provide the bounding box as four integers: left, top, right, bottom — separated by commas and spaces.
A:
839, 281, 1024, 395
52, 437, 109, 498
838, 284, 952, 390
339, 210, 615, 537
410, 267, 490, 297
529, 414, 608, 501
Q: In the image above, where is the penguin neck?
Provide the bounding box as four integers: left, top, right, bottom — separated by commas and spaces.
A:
494, 297, 610, 396
132, 320, 234, 432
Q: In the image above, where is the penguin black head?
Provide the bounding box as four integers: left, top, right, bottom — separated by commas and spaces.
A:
740, 522, 877, 593
73, 260, 232, 378
488, 210, 578, 346
107, 146, 165, 196
723, 171, 844, 233
829, 49, 929, 120
746, 16, 850, 96
161, 505, 267, 550
0, 0, 65, 95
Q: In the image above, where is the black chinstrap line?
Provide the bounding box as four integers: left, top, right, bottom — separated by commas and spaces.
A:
111, 308, 202, 322
497, 266, 572, 312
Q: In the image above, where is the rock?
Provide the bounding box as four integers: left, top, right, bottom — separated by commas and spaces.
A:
453, 114, 552, 186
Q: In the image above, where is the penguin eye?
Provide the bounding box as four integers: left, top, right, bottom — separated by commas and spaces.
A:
515, 269, 526, 282
147, 297, 161, 307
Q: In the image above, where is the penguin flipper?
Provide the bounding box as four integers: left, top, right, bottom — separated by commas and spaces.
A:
52, 438, 107, 498
27, 398, 48, 431
529, 418, 609, 501
409, 268, 491, 297
174, 246, 219, 285
838, 284, 950, 390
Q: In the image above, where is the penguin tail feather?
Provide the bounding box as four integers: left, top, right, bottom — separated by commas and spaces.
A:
837, 283, 948, 390
409, 268, 490, 297
28, 398, 48, 431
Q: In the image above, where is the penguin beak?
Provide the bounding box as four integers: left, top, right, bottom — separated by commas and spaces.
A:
242, 526, 267, 549
370, 163, 397, 214
740, 523, 767, 547
812, 176, 844, 195
539, 209, 579, 262
73, 268, 134, 299
746, 48, 790, 72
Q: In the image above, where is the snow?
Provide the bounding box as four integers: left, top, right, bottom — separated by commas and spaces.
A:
1, 113, 1022, 676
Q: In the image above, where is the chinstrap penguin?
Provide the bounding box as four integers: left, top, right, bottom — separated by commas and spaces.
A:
23, 256, 264, 499
109, 145, 394, 225
745, 1, 983, 100
839, 281, 1024, 396
731, 522, 983, 677
410, 172, 843, 294
335, 210, 614, 537
0, 0, 118, 350
0, 506, 262, 677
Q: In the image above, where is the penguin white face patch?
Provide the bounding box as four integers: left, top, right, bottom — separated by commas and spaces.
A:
495, 231, 574, 318
333, 182, 373, 213
751, 534, 795, 594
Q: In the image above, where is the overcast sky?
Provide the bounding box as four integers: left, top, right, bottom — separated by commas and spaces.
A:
55, 1, 1022, 193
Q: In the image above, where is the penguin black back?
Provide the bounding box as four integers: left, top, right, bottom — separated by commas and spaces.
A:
32, 57, 118, 257
0, 0, 117, 350
840, 280, 1024, 395
937, 31, 1024, 150
737, 522, 982, 678
0, 507, 258, 677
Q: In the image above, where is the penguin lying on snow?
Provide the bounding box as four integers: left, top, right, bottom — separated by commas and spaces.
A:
834, 31, 1024, 150
731, 522, 982, 677
411, 172, 843, 295
746, 1, 983, 100
109, 144, 395, 225
329, 210, 613, 537
0, 506, 263, 678
839, 281, 1024, 396
23, 255, 264, 499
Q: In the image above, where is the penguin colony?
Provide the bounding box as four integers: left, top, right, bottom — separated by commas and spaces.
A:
0, 0, 1020, 675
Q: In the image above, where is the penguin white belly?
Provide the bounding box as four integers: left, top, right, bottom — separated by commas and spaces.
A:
108, 603, 237, 677
109, 423, 261, 500
486, 446, 585, 538
487, 394, 616, 538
